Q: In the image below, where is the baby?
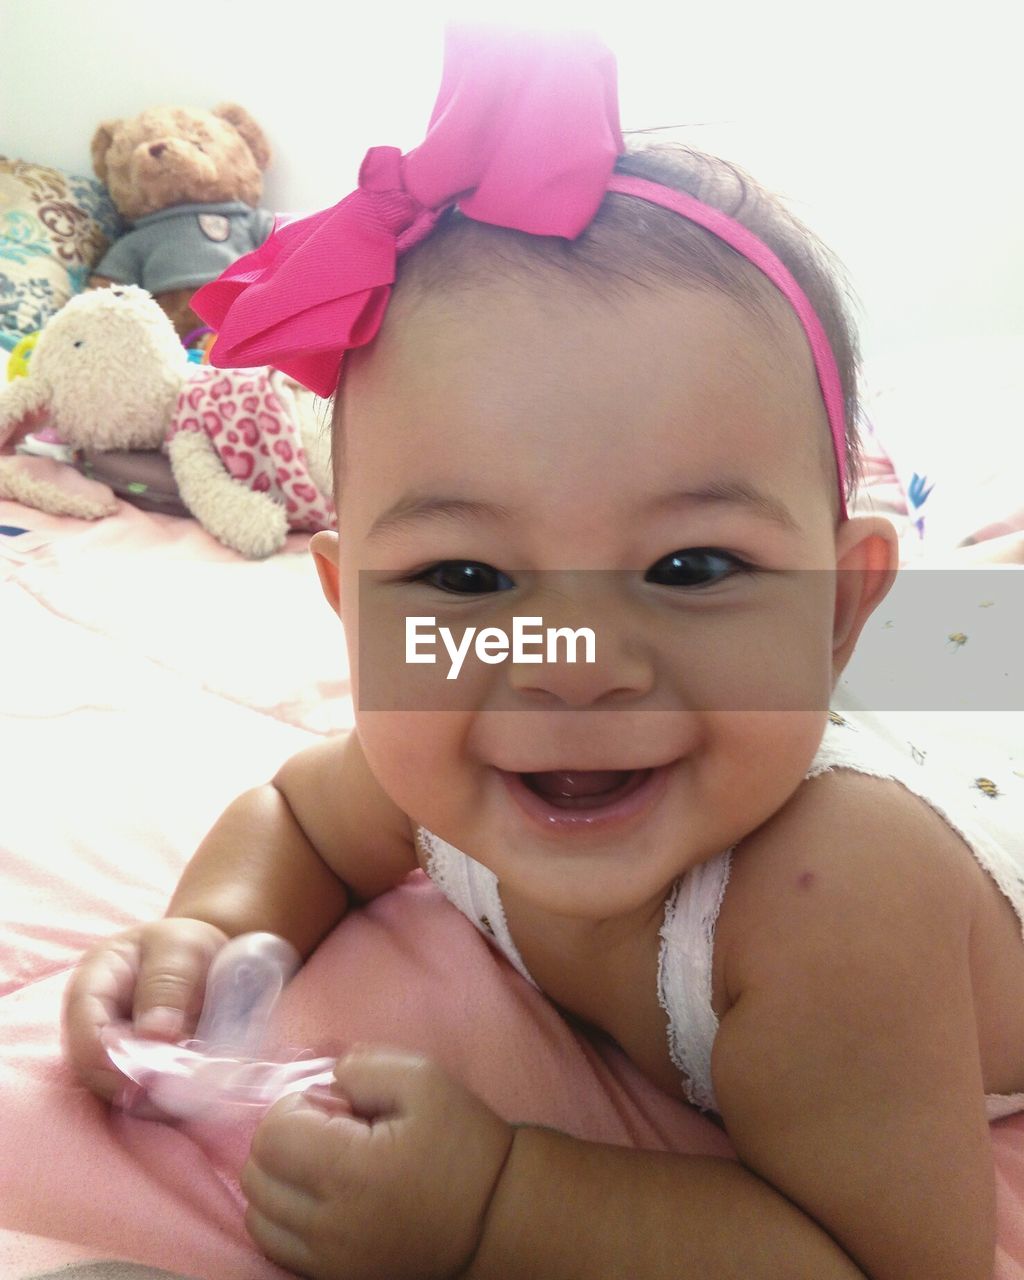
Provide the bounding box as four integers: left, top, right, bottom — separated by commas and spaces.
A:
64, 27, 1022, 1280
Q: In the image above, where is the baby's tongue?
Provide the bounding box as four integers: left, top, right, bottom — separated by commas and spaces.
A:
524, 770, 631, 801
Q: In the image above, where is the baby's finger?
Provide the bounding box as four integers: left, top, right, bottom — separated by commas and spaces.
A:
132, 918, 227, 1039
332, 1045, 440, 1120
62, 933, 143, 1097
252, 1092, 367, 1196
241, 1155, 319, 1238
244, 1198, 315, 1278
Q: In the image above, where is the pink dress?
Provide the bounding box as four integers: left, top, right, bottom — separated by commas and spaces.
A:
168, 366, 335, 532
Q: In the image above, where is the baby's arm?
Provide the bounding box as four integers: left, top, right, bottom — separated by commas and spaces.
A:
472, 1132, 865, 1279
165, 730, 418, 951
469, 771, 995, 1280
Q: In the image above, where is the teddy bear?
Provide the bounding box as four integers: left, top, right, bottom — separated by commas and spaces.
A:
0, 286, 334, 559
88, 103, 275, 339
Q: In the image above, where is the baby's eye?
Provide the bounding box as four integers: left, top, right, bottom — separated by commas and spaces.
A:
645, 548, 753, 588
415, 560, 515, 595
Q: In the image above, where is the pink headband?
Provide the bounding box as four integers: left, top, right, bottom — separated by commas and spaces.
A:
192, 24, 849, 515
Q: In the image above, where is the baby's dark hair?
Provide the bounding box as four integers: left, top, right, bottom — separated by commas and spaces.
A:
336, 141, 865, 509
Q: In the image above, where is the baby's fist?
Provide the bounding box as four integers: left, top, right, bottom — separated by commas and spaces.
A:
243, 1048, 514, 1280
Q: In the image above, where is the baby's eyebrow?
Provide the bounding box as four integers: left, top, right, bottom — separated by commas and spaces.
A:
652, 480, 800, 533
367, 494, 513, 542
367, 480, 799, 543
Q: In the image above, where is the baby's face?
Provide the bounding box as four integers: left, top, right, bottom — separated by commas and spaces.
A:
319, 271, 886, 923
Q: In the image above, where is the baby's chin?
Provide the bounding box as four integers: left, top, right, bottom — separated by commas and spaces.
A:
450, 794, 700, 913
485, 849, 687, 928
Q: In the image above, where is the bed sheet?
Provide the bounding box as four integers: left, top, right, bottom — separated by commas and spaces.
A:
1, 493, 1023, 1278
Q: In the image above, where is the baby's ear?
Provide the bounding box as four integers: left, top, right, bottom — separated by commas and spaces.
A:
831, 516, 900, 676
310, 530, 342, 617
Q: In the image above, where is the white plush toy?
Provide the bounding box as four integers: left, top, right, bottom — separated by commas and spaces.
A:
0, 286, 334, 558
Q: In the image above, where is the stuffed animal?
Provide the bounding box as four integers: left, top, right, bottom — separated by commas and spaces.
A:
0, 286, 335, 559
88, 103, 275, 338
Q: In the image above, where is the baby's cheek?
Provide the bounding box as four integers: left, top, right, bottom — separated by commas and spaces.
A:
711, 710, 827, 812
356, 709, 476, 827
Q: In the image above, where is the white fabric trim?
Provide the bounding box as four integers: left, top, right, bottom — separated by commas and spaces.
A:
657, 850, 733, 1111
416, 828, 537, 987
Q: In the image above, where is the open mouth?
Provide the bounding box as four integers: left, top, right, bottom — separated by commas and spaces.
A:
520, 769, 652, 810
500, 764, 669, 829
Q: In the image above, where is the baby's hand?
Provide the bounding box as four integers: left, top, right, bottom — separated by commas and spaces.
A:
242, 1048, 514, 1280
62, 917, 229, 1101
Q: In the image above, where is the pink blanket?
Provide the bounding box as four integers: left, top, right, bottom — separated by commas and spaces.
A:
3, 496, 1024, 1278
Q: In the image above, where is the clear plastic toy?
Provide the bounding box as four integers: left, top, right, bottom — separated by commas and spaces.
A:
102, 932, 337, 1120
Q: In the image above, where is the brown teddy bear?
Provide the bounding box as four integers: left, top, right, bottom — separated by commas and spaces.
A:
88, 103, 275, 338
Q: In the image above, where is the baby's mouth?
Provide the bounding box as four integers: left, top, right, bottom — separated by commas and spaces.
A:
519, 769, 652, 810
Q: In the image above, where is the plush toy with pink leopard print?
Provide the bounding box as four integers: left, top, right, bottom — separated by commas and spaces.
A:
0, 286, 334, 558
169, 366, 334, 534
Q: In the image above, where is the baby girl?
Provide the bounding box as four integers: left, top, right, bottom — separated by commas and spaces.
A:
64, 26, 1022, 1280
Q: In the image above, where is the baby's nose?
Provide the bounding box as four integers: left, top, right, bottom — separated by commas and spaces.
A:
505, 592, 656, 710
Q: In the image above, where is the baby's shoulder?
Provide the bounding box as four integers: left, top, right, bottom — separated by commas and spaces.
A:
731, 764, 981, 893
715, 767, 981, 1002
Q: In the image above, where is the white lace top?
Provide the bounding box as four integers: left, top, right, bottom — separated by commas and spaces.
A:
418, 701, 1024, 1122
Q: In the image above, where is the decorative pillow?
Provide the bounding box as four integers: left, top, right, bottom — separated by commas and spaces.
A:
0, 157, 123, 348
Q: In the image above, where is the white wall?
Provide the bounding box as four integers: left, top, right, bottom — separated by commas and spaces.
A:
2, 0, 1021, 374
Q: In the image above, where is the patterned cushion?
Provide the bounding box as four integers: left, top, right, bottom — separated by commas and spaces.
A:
0, 156, 123, 348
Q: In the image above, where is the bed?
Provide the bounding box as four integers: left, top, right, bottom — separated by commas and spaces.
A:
1, 333, 1023, 1277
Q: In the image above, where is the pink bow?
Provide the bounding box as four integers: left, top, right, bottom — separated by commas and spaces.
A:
192, 26, 624, 398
